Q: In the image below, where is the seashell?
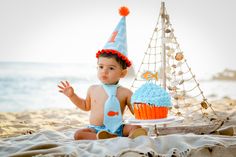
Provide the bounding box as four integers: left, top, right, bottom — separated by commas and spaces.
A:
171, 64, 177, 68
178, 95, 184, 100
175, 52, 184, 61
170, 86, 177, 91
165, 14, 169, 21
173, 95, 179, 100
167, 86, 173, 90
174, 105, 180, 109
179, 80, 184, 85
201, 101, 208, 109
173, 86, 178, 90
173, 94, 184, 100
165, 28, 171, 33
176, 112, 182, 116
178, 71, 183, 75
168, 86, 177, 91
166, 76, 172, 81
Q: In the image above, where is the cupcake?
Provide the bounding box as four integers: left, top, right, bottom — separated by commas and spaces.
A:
131, 82, 172, 120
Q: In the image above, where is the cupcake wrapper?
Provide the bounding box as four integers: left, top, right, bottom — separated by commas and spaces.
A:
134, 103, 168, 120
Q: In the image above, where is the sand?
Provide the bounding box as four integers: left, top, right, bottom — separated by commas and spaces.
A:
1, 98, 236, 157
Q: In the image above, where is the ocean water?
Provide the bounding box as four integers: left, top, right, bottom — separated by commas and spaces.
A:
0, 62, 99, 112
0, 62, 235, 112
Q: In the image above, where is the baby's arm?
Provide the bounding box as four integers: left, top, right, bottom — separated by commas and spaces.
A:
58, 81, 91, 111
68, 88, 91, 111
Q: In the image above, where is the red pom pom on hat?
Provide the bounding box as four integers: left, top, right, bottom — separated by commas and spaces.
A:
119, 6, 129, 17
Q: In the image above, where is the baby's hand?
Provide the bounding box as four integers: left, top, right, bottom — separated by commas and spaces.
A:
58, 81, 75, 98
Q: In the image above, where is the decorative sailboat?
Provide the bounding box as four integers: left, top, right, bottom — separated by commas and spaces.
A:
130, 2, 224, 135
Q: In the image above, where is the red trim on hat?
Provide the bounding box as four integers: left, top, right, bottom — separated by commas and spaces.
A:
96, 49, 132, 67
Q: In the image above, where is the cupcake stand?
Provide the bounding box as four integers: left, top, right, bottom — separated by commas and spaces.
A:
124, 116, 184, 136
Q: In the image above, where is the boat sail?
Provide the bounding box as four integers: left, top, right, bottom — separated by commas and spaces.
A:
130, 2, 224, 134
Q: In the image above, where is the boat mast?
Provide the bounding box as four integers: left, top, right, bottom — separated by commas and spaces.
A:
160, 2, 167, 89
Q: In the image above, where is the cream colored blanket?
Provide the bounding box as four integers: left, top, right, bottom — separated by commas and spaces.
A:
1, 129, 236, 157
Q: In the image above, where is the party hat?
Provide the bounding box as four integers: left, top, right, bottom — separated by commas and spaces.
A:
96, 6, 131, 67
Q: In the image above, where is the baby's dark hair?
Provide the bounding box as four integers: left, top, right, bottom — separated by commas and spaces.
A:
99, 53, 127, 69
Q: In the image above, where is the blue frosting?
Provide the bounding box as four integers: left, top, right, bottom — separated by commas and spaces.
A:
131, 82, 172, 107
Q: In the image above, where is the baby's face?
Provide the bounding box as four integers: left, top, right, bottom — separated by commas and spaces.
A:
97, 57, 127, 84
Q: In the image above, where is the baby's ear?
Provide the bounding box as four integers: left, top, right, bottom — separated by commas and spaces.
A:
121, 69, 128, 78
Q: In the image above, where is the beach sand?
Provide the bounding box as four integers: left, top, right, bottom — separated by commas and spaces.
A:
1, 98, 236, 157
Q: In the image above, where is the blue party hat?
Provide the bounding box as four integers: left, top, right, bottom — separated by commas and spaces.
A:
96, 6, 131, 67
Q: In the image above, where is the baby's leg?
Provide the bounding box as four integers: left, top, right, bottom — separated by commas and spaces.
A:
74, 128, 97, 140
122, 124, 141, 137
123, 125, 147, 138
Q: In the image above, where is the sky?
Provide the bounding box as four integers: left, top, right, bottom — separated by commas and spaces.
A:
0, 0, 236, 79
